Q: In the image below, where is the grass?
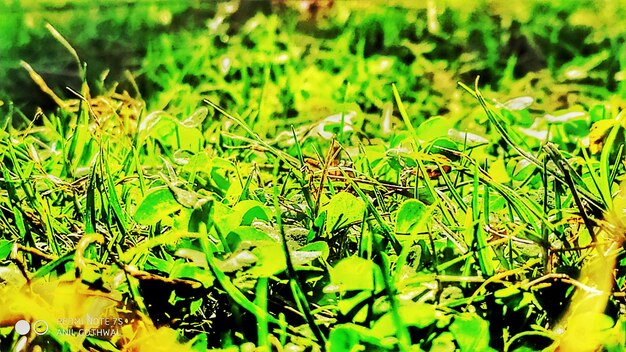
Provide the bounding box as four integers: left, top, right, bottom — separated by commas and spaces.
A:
1, 1, 626, 351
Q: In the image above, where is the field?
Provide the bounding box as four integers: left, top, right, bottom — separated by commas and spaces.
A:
1, 1, 626, 351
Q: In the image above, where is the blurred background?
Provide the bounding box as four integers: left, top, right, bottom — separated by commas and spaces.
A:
1, 0, 625, 126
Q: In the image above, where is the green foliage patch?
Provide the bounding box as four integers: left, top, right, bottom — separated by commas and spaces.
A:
1, 1, 626, 351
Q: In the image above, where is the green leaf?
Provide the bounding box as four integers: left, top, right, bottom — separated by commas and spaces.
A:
227, 226, 276, 250
217, 250, 258, 272
291, 250, 324, 266
416, 116, 453, 142
395, 199, 430, 234
431, 332, 456, 352
0, 240, 12, 261
328, 256, 383, 292
501, 96, 533, 111
150, 116, 178, 143
324, 192, 366, 234
337, 290, 372, 322
0, 263, 27, 287
328, 325, 363, 352
447, 129, 489, 146
298, 241, 330, 261
544, 111, 586, 123
213, 202, 238, 235
507, 158, 535, 181
134, 187, 182, 225
175, 248, 208, 267
439, 286, 464, 305
449, 313, 493, 351
185, 206, 208, 232
494, 285, 521, 299
145, 256, 174, 273
328, 324, 388, 352
233, 200, 271, 225
372, 302, 438, 337
182, 152, 210, 173
166, 183, 208, 208
176, 126, 204, 152
137, 111, 165, 135
249, 244, 286, 277
181, 107, 208, 128
170, 262, 214, 288
84, 337, 121, 352
589, 104, 607, 123
189, 332, 208, 352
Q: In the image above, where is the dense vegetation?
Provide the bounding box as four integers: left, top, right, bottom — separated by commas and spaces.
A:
1, 1, 626, 351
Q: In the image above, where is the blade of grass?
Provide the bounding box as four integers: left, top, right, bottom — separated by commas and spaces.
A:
376, 250, 410, 351
2, 167, 30, 244
20, 61, 68, 110
101, 143, 129, 261
359, 210, 372, 259
544, 143, 597, 243
415, 157, 456, 226
459, 79, 605, 214
358, 143, 387, 213
290, 125, 315, 219
237, 165, 256, 202
473, 162, 494, 276
32, 252, 74, 279
272, 160, 326, 345
200, 234, 286, 330
542, 155, 550, 270
38, 195, 60, 256
609, 144, 624, 186
204, 99, 300, 170
45, 23, 84, 82
313, 140, 341, 219
436, 160, 467, 213
391, 84, 417, 141
255, 277, 270, 350
580, 145, 607, 206
338, 82, 350, 145
598, 111, 624, 208
85, 160, 99, 235
339, 168, 402, 254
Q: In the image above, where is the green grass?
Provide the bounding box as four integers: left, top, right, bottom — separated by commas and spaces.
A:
1, 1, 626, 351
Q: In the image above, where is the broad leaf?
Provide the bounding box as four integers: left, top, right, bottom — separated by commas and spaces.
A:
372, 302, 438, 337
170, 262, 214, 288
327, 256, 383, 292
396, 199, 430, 234
233, 200, 271, 225
324, 192, 366, 234
134, 187, 182, 225
298, 241, 330, 261
449, 313, 493, 351
328, 324, 387, 352
0, 240, 12, 261
501, 96, 533, 111
416, 116, 453, 142
145, 256, 174, 273
227, 226, 276, 250
249, 244, 287, 277
181, 107, 208, 128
